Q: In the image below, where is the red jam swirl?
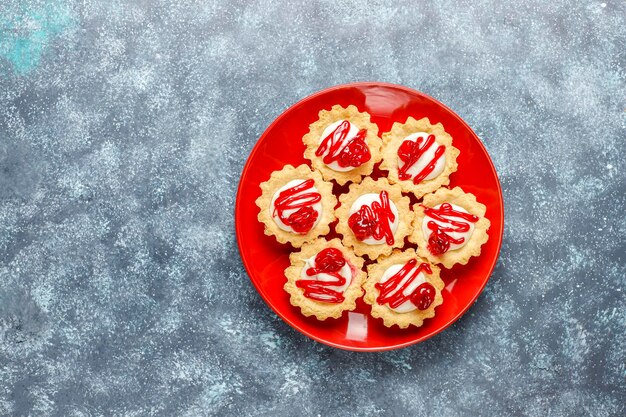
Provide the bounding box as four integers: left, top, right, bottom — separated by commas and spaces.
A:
296, 248, 350, 303
375, 259, 435, 310
273, 179, 321, 233
410, 283, 436, 310
315, 120, 371, 168
348, 191, 395, 245
397, 134, 445, 183
424, 203, 479, 255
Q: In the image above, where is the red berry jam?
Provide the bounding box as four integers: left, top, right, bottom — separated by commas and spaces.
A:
338, 133, 371, 168
316, 120, 371, 169
397, 139, 417, 163
423, 203, 479, 255
376, 260, 434, 309
397, 135, 445, 183
272, 179, 321, 234
410, 282, 436, 310
297, 248, 349, 304
287, 206, 319, 234
314, 248, 346, 273
347, 191, 395, 245
348, 206, 378, 241
427, 229, 451, 255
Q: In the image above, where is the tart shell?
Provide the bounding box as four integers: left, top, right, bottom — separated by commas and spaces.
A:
364, 249, 444, 329
284, 238, 366, 320
409, 186, 491, 268
255, 164, 336, 248
380, 116, 459, 198
335, 177, 412, 260
303, 104, 382, 185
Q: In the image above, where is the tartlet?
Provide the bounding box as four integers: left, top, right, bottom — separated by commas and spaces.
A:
335, 177, 412, 260
284, 238, 366, 320
256, 164, 336, 247
303, 104, 382, 185
380, 117, 459, 198
409, 186, 491, 268
364, 249, 444, 328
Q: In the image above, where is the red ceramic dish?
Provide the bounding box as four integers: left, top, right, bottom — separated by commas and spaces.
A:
235, 82, 504, 351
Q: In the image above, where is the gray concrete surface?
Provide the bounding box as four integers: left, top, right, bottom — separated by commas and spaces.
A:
0, 0, 624, 415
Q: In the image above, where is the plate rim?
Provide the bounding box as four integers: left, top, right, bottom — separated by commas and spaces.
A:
235, 81, 504, 352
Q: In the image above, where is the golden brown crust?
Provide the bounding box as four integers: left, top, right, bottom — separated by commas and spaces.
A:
255, 164, 336, 248
303, 104, 382, 185
364, 249, 444, 329
380, 117, 459, 198
335, 177, 412, 260
283, 238, 366, 320
409, 186, 491, 269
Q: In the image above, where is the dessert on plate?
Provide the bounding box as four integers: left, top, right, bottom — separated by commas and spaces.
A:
380, 117, 459, 198
335, 177, 412, 260
252, 98, 495, 333
364, 249, 444, 328
302, 104, 382, 185
284, 238, 366, 320
256, 164, 336, 247
409, 186, 490, 268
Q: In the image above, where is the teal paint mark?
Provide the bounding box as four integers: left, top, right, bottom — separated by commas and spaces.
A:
0, 1, 74, 75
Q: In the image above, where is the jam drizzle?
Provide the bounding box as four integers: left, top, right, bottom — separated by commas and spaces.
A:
423, 203, 479, 255
397, 134, 445, 183
316, 120, 371, 168
296, 248, 350, 303
348, 191, 396, 245
273, 179, 321, 233
375, 259, 435, 310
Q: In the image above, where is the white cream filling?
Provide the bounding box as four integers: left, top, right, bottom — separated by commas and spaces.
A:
379, 263, 427, 313
348, 193, 399, 245
318, 120, 366, 172
270, 179, 322, 233
397, 132, 446, 181
300, 255, 352, 301
422, 203, 475, 251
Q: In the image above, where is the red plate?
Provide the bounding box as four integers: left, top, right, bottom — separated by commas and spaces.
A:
235, 82, 504, 351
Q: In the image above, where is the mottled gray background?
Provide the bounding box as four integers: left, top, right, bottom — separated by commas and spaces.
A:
0, 0, 624, 416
